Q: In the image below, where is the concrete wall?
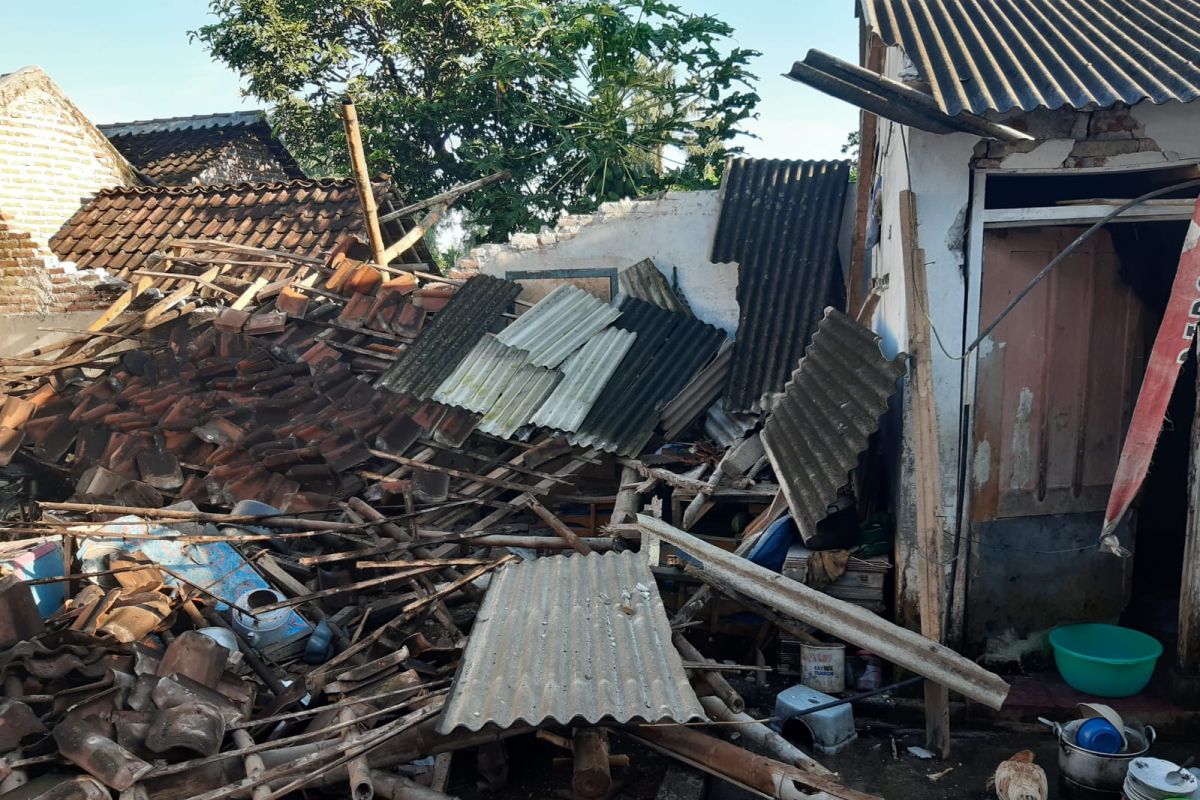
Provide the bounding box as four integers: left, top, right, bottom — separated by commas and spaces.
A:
0, 67, 136, 315
459, 192, 741, 336
0, 309, 104, 358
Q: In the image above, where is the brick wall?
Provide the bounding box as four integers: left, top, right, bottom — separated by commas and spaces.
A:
0, 68, 137, 314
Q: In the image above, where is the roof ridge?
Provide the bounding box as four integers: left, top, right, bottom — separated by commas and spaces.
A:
98, 110, 267, 136
94, 176, 365, 198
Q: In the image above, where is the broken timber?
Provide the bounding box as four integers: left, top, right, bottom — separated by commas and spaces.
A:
638, 515, 1009, 709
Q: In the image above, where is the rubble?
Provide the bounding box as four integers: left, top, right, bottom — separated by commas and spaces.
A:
0, 151, 960, 800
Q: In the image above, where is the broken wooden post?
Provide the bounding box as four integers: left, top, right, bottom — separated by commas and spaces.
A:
572, 728, 612, 799
341, 98, 388, 268
899, 188, 951, 757
672, 633, 744, 713
524, 497, 593, 555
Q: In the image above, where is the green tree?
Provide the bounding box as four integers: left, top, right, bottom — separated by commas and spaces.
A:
195, 0, 759, 238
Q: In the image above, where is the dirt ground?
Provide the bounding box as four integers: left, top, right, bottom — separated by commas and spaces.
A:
447, 718, 1198, 799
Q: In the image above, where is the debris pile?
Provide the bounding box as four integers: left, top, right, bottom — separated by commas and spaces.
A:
0, 167, 1008, 799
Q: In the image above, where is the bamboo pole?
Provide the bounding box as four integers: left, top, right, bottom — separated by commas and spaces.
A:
341, 98, 387, 267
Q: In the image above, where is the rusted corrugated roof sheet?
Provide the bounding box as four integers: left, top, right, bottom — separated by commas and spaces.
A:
570, 298, 725, 457
715, 158, 851, 413
659, 341, 733, 440
529, 326, 638, 433
477, 363, 562, 439
431, 335, 528, 413
618, 258, 691, 316
437, 551, 704, 734
761, 308, 906, 542
862, 0, 1200, 117
376, 276, 521, 399
495, 284, 621, 368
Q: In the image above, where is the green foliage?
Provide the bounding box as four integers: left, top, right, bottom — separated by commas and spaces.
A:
194, 0, 760, 238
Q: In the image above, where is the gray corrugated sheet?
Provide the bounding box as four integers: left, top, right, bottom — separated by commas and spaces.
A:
714, 158, 851, 414
761, 308, 906, 542
862, 0, 1200, 117
704, 402, 758, 448
618, 258, 691, 316
529, 326, 638, 433
570, 297, 726, 457
431, 335, 528, 413
477, 363, 563, 439
495, 284, 622, 368
437, 551, 704, 734
659, 340, 733, 440
377, 276, 521, 399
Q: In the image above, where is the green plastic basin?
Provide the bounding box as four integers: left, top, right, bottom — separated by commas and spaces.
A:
1048, 624, 1162, 697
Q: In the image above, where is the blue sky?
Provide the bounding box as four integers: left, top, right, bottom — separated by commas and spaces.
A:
1, 1, 860, 161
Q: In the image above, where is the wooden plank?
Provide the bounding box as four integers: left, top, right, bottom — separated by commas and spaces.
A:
899, 189, 950, 757
231, 275, 272, 311
380, 203, 447, 266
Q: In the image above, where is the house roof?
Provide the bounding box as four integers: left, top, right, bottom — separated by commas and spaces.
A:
49, 178, 424, 275
714, 158, 851, 414
861, 0, 1200, 117
100, 112, 305, 185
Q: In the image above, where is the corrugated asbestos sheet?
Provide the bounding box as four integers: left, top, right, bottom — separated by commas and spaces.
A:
477, 364, 562, 439
437, 551, 704, 734
861, 0, 1200, 117
659, 341, 734, 440
715, 158, 851, 413
377, 276, 521, 399
496, 284, 621, 368
618, 258, 691, 316
571, 298, 726, 457
530, 327, 637, 433
761, 309, 906, 542
432, 335, 528, 413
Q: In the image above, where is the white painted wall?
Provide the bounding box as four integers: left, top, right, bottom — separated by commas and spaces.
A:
463, 192, 741, 336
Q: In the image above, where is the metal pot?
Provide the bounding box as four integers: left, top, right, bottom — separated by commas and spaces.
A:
1046, 718, 1155, 792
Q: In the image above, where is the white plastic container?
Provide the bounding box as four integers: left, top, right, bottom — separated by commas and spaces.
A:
800, 642, 846, 693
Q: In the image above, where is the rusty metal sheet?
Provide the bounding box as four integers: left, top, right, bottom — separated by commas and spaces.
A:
760, 308, 905, 542
861, 0, 1200, 117
437, 550, 705, 733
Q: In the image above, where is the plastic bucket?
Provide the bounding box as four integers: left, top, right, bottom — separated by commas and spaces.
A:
1048, 624, 1162, 697
800, 643, 845, 693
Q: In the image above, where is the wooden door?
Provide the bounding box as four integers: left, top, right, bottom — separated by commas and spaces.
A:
971, 226, 1146, 523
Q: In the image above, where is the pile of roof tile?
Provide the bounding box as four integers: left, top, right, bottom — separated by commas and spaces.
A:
0, 211, 905, 799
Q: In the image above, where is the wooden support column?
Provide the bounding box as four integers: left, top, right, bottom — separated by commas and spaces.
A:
341, 98, 387, 267
899, 189, 951, 757
572, 728, 612, 800
1179, 363, 1200, 674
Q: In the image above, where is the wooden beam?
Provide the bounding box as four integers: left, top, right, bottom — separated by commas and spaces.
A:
340, 98, 387, 267
524, 497, 593, 555
378, 171, 511, 224
899, 189, 950, 757
380, 203, 447, 266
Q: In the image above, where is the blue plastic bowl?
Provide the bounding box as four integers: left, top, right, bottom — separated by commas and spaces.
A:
1048, 624, 1162, 697
1075, 717, 1122, 753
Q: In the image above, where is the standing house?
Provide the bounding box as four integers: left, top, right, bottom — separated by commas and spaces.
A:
792, 0, 1200, 681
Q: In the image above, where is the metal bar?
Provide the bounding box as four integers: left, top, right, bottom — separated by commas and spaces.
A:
638, 515, 1009, 709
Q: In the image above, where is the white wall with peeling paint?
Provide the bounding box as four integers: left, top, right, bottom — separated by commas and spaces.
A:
463, 191, 741, 336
